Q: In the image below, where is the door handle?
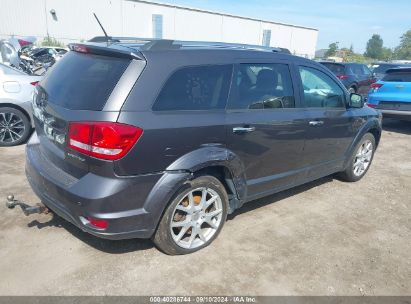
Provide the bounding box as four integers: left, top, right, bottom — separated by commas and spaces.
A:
309, 120, 324, 127
233, 126, 256, 134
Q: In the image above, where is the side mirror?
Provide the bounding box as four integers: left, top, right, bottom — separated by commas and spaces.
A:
349, 93, 364, 108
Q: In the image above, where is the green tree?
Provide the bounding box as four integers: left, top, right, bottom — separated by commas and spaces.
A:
324, 42, 339, 58
381, 47, 393, 60
364, 34, 384, 59
394, 29, 411, 60
41, 35, 65, 48
349, 44, 354, 55
339, 47, 351, 61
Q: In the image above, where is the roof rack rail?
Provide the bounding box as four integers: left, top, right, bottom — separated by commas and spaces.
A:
88, 36, 291, 54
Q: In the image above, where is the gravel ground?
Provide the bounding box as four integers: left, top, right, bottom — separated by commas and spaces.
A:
0, 119, 410, 296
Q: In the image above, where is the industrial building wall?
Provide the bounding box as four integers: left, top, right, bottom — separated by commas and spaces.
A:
0, 0, 318, 58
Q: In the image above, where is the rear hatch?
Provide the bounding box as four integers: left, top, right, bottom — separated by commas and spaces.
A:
320, 62, 349, 82
31, 44, 144, 180
373, 68, 411, 104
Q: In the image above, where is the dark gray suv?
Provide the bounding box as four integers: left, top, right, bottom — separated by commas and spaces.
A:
26, 38, 382, 255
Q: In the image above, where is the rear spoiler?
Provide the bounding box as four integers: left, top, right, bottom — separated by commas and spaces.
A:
68, 43, 143, 60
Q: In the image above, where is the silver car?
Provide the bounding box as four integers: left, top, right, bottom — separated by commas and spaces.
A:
0, 63, 42, 146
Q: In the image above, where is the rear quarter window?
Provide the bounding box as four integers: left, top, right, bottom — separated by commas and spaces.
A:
153, 64, 232, 111
382, 72, 411, 82
41, 51, 130, 110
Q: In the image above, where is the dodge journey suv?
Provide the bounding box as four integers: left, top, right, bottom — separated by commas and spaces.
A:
26, 38, 382, 255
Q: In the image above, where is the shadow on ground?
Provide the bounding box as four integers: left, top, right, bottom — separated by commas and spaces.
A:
27, 215, 153, 254
383, 118, 411, 135
228, 175, 334, 219
25, 174, 335, 254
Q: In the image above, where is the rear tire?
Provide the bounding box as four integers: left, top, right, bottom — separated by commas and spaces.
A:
0, 107, 31, 146
153, 175, 228, 255
339, 133, 376, 182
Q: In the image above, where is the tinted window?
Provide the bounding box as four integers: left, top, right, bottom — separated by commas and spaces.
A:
228, 63, 295, 109
41, 51, 129, 110
382, 72, 411, 82
321, 63, 345, 75
299, 66, 345, 108
153, 65, 232, 111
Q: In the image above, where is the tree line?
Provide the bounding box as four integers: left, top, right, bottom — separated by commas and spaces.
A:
323, 29, 411, 62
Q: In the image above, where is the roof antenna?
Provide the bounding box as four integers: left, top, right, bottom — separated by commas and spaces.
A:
93, 13, 110, 43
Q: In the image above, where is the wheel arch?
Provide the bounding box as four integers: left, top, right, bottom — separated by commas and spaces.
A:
0, 102, 32, 127
165, 146, 247, 204
144, 146, 247, 234
343, 118, 381, 169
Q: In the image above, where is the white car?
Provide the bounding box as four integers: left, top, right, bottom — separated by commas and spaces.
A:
0, 63, 42, 146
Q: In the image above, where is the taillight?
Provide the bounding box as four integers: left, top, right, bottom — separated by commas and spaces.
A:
68, 122, 143, 160
30, 81, 39, 86
87, 217, 108, 229
367, 103, 377, 108
370, 83, 383, 92
337, 75, 349, 80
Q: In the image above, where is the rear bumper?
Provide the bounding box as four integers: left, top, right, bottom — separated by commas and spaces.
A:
380, 109, 411, 121
25, 135, 190, 240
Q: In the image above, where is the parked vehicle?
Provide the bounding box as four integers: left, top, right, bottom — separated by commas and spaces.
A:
0, 38, 67, 76
367, 67, 411, 121
25, 39, 381, 255
27, 47, 68, 72
370, 62, 411, 80
0, 63, 42, 146
320, 62, 376, 95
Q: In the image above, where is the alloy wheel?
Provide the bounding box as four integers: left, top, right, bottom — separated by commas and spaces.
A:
0, 112, 26, 144
170, 187, 223, 249
353, 139, 373, 176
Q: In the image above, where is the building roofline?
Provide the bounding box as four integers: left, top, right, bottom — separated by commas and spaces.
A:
127, 0, 319, 32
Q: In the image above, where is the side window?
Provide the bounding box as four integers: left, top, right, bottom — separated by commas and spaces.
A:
228, 63, 295, 109
351, 64, 363, 75
153, 65, 232, 111
298, 66, 345, 108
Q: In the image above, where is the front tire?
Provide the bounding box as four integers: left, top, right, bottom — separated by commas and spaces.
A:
0, 107, 31, 146
339, 133, 376, 182
153, 175, 228, 255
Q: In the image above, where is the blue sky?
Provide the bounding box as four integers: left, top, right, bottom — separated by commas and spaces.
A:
154, 0, 411, 53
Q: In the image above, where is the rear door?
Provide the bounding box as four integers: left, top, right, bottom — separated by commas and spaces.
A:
296, 65, 359, 180
225, 60, 307, 200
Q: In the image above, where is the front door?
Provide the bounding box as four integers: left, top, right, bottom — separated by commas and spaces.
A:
225, 61, 307, 200
296, 65, 358, 180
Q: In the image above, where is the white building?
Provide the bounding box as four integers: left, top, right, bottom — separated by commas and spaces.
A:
0, 0, 318, 58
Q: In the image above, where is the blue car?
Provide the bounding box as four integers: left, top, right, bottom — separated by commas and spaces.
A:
367, 67, 411, 121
